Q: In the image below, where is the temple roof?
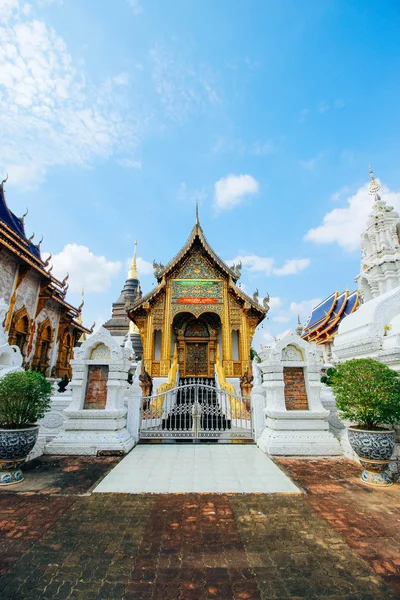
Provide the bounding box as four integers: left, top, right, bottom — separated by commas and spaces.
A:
0, 179, 90, 331
127, 213, 266, 316
0, 181, 43, 260
302, 289, 360, 344
156, 213, 238, 283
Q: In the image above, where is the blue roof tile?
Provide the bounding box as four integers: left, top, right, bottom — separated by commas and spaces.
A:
303, 292, 337, 332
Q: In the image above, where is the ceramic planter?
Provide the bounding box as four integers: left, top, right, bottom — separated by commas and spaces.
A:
0, 426, 39, 485
348, 426, 395, 487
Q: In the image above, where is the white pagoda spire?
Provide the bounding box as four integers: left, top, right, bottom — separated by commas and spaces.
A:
356, 167, 400, 302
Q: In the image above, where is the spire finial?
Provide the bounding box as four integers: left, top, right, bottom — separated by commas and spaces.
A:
128, 240, 139, 279
77, 288, 84, 324
1, 173, 8, 190
195, 201, 199, 225
368, 165, 381, 199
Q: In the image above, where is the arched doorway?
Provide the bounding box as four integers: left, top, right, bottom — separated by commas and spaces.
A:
172, 312, 221, 378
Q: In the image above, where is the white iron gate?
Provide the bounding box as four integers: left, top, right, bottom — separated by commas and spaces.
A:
139, 378, 253, 441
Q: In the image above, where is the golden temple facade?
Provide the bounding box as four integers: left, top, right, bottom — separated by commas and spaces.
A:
127, 214, 267, 382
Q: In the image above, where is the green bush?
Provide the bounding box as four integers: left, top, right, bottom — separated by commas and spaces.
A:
0, 371, 52, 429
331, 358, 400, 429
321, 367, 337, 386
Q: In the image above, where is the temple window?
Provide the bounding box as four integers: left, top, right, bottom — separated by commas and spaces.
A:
9, 307, 31, 359
38, 326, 52, 372
154, 330, 162, 360
15, 315, 30, 355
32, 319, 54, 375
231, 330, 240, 360
63, 332, 72, 368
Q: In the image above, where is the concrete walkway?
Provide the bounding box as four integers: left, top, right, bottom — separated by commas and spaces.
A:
94, 444, 299, 494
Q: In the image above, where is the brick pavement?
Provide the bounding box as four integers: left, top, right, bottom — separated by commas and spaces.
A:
0, 455, 398, 599
277, 458, 400, 596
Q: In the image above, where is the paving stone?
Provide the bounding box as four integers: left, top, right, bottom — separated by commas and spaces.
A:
0, 456, 399, 599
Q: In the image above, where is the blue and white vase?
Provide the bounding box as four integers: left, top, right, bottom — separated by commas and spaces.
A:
348, 426, 395, 487
0, 426, 39, 486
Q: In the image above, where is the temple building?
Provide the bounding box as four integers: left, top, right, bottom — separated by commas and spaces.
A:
356, 167, 400, 301
302, 166, 400, 367
103, 241, 143, 357
0, 177, 91, 377
126, 208, 269, 393
301, 289, 359, 362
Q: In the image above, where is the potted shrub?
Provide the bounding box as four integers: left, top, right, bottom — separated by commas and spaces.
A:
331, 358, 400, 487
0, 371, 52, 485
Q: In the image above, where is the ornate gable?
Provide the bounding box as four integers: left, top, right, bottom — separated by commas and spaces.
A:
172, 247, 221, 280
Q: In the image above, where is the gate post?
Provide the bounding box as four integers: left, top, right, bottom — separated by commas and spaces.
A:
126, 390, 142, 444
191, 384, 201, 442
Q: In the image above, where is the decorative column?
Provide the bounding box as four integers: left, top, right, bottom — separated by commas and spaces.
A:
222, 283, 233, 377
160, 285, 172, 376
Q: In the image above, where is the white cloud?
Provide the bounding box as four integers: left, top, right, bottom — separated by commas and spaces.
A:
178, 182, 207, 205
149, 44, 219, 122
229, 254, 274, 275
290, 298, 322, 322
273, 258, 310, 276
0, 3, 143, 187
228, 255, 310, 277
272, 315, 290, 323
300, 157, 317, 171
299, 108, 308, 123
211, 137, 276, 157
127, 0, 143, 15
125, 256, 153, 276
304, 181, 400, 252
119, 158, 142, 169
47, 244, 121, 293
269, 296, 282, 310
214, 174, 259, 211
318, 102, 330, 113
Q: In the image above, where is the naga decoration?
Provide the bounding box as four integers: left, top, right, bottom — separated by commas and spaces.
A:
61, 272, 70, 288
262, 294, 270, 312
20, 208, 28, 223
44, 253, 52, 267
139, 361, 152, 397
153, 260, 165, 279
63, 283, 69, 294
78, 298, 84, 312
240, 368, 254, 405
90, 322, 96, 333
230, 261, 242, 279
252, 288, 259, 303
1, 173, 8, 189
47, 264, 53, 274
36, 234, 44, 249
28, 232, 35, 242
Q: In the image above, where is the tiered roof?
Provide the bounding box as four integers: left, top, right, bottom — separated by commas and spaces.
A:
128, 211, 266, 318
0, 179, 90, 335
301, 289, 359, 344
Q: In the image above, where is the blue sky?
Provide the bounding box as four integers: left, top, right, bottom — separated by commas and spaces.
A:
1, 0, 400, 347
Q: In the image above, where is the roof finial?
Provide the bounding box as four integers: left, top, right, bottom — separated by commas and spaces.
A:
21, 208, 28, 224
77, 288, 84, 324
128, 240, 139, 279
368, 165, 381, 200
296, 314, 303, 336
1, 173, 8, 190
195, 201, 199, 225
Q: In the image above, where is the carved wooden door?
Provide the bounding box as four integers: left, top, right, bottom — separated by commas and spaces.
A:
185, 343, 208, 376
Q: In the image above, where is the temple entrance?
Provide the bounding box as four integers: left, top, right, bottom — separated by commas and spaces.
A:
139, 378, 253, 441
173, 312, 220, 379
